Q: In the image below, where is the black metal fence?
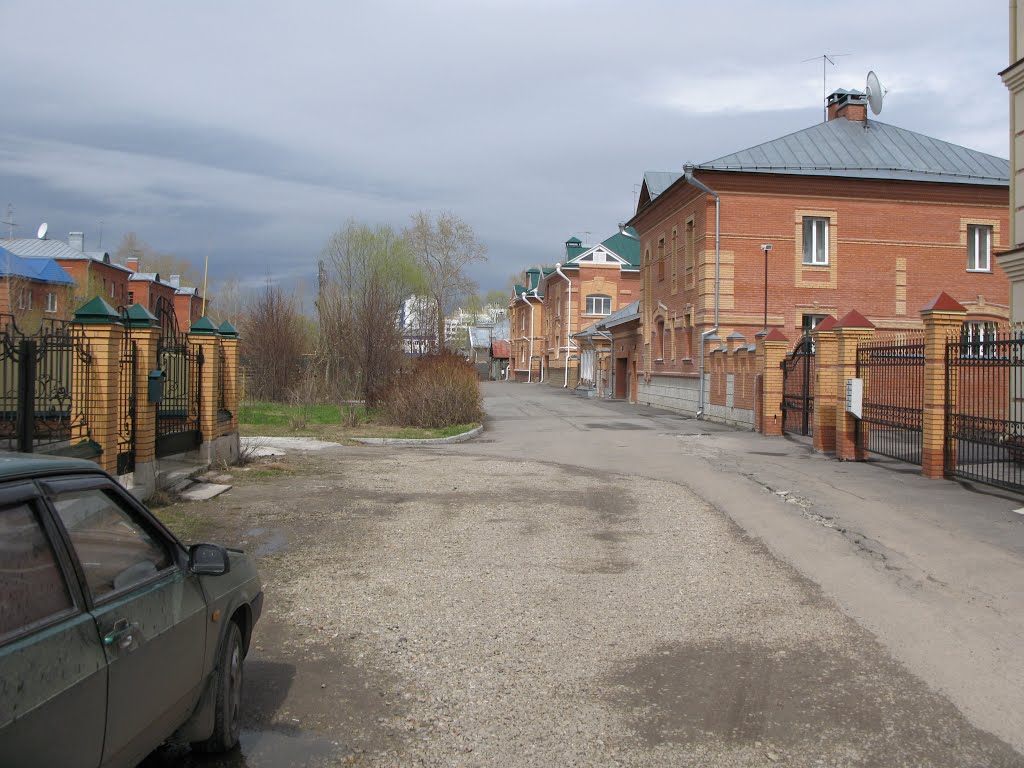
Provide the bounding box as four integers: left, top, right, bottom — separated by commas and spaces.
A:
945, 326, 1024, 492
856, 334, 925, 465
155, 298, 202, 457
0, 315, 94, 456
781, 335, 814, 436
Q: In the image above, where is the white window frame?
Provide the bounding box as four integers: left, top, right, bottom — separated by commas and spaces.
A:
585, 294, 611, 316
967, 224, 992, 272
45, 292, 57, 313
802, 217, 829, 266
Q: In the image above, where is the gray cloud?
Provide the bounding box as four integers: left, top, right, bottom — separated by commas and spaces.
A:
0, 0, 1010, 300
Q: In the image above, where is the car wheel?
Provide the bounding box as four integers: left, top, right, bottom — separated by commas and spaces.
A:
192, 621, 244, 753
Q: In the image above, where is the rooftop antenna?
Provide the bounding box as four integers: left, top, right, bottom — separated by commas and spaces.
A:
1, 204, 15, 238
632, 183, 641, 211
36, 222, 48, 240
803, 53, 851, 121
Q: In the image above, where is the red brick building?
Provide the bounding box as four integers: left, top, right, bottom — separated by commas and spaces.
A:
625, 88, 1010, 420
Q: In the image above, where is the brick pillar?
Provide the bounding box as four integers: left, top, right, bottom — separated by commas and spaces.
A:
811, 316, 839, 453
921, 293, 967, 479
73, 298, 123, 475
218, 321, 241, 436
759, 329, 789, 436
188, 317, 220, 462
124, 304, 159, 497
834, 311, 875, 461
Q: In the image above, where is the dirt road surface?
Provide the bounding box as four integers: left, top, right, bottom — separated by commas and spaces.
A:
143, 384, 1024, 767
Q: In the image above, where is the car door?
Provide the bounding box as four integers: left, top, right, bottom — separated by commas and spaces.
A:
43, 477, 208, 768
0, 482, 107, 768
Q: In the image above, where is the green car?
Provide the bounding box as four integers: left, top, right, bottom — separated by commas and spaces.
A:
0, 454, 263, 767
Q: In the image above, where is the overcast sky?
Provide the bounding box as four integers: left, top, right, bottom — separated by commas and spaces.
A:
0, 0, 1010, 305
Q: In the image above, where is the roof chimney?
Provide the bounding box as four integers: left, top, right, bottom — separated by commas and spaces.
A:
68, 232, 85, 252
169, 274, 181, 289
125, 257, 139, 272
826, 89, 868, 122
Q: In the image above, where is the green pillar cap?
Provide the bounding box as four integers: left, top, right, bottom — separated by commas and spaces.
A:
74, 296, 120, 325
123, 303, 158, 328
218, 320, 239, 337
190, 315, 218, 335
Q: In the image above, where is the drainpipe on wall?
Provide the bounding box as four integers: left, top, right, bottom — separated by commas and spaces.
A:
683, 164, 720, 418
520, 291, 536, 383
554, 263, 576, 388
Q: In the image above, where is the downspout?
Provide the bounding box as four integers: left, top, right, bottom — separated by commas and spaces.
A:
520, 291, 536, 383
684, 165, 720, 418
554, 263, 576, 388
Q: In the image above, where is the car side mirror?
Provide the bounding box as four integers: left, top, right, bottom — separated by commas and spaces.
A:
189, 543, 231, 576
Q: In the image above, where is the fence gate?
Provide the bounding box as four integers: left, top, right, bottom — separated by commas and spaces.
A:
781, 335, 815, 436
856, 335, 925, 465
0, 316, 94, 456
117, 321, 137, 474
945, 327, 1024, 492
155, 298, 202, 457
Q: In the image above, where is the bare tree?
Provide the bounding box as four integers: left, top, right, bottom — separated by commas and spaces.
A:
242, 282, 309, 401
404, 211, 487, 351
114, 232, 203, 286
317, 221, 423, 405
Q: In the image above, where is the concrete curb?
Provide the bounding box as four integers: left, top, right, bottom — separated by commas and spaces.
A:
350, 425, 483, 446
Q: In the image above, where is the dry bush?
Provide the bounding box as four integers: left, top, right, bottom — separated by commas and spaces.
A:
382, 352, 482, 428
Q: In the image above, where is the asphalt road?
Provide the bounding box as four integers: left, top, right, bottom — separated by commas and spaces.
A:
144, 382, 1024, 767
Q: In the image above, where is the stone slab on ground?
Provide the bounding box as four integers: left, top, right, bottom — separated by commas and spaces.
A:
179, 482, 232, 502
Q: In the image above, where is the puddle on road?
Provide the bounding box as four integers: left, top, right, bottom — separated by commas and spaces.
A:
243, 527, 289, 557
141, 728, 344, 767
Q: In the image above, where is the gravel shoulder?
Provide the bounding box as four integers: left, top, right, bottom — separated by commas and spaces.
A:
156, 446, 1024, 767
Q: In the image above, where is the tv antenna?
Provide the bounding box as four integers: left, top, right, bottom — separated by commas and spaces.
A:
1, 204, 15, 238
803, 53, 851, 121
865, 70, 886, 115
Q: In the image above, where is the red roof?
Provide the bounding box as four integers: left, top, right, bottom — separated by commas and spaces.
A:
491, 339, 511, 358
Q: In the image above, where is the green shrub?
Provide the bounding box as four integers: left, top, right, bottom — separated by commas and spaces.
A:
382, 352, 483, 428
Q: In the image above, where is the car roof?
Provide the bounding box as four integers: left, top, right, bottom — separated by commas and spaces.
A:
0, 452, 108, 482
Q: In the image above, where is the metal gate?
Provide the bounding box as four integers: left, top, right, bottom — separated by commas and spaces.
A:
856, 335, 924, 465
117, 321, 137, 474
0, 315, 94, 456
155, 298, 202, 457
945, 327, 1024, 492
781, 335, 814, 436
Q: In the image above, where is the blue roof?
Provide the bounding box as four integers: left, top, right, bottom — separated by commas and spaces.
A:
0, 247, 75, 285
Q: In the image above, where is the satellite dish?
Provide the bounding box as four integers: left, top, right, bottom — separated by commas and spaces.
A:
36, 222, 48, 240
865, 71, 885, 115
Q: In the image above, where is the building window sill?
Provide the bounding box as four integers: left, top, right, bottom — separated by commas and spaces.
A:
966, 268, 992, 273
801, 262, 830, 268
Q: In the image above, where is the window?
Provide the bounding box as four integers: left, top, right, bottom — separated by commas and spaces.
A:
109, 282, 115, 298
52, 488, 173, 600
967, 225, 992, 272
654, 318, 666, 359
0, 502, 74, 639
128, 291, 134, 305
45, 292, 57, 313
961, 321, 999, 359
802, 217, 829, 265
657, 237, 665, 281
802, 314, 828, 335
586, 294, 611, 315
17, 287, 31, 310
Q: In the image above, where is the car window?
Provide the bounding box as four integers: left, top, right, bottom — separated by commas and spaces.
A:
0, 502, 75, 639
52, 489, 173, 600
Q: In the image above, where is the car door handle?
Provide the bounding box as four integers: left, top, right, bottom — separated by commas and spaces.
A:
103, 618, 136, 651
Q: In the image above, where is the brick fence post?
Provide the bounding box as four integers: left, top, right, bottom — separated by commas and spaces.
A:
218, 321, 241, 438
759, 329, 789, 436
124, 304, 160, 498
921, 292, 967, 479
72, 297, 123, 475
834, 311, 875, 461
812, 315, 839, 453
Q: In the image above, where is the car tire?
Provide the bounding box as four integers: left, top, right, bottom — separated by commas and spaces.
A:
192, 621, 244, 753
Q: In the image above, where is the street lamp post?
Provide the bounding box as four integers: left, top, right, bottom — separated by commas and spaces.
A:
760, 244, 773, 330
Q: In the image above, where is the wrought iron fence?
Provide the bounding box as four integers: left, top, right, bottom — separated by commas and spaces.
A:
945, 325, 1024, 491
0, 314, 93, 455
856, 333, 925, 465
781, 335, 814, 436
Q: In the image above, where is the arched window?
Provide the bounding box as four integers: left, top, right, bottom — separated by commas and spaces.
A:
586, 294, 611, 316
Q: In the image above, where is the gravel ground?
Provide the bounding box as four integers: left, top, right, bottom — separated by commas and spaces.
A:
163, 446, 1024, 768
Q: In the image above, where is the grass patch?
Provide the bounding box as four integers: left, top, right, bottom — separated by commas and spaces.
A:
153, 503, 220, 544
239, 400, 477, 442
